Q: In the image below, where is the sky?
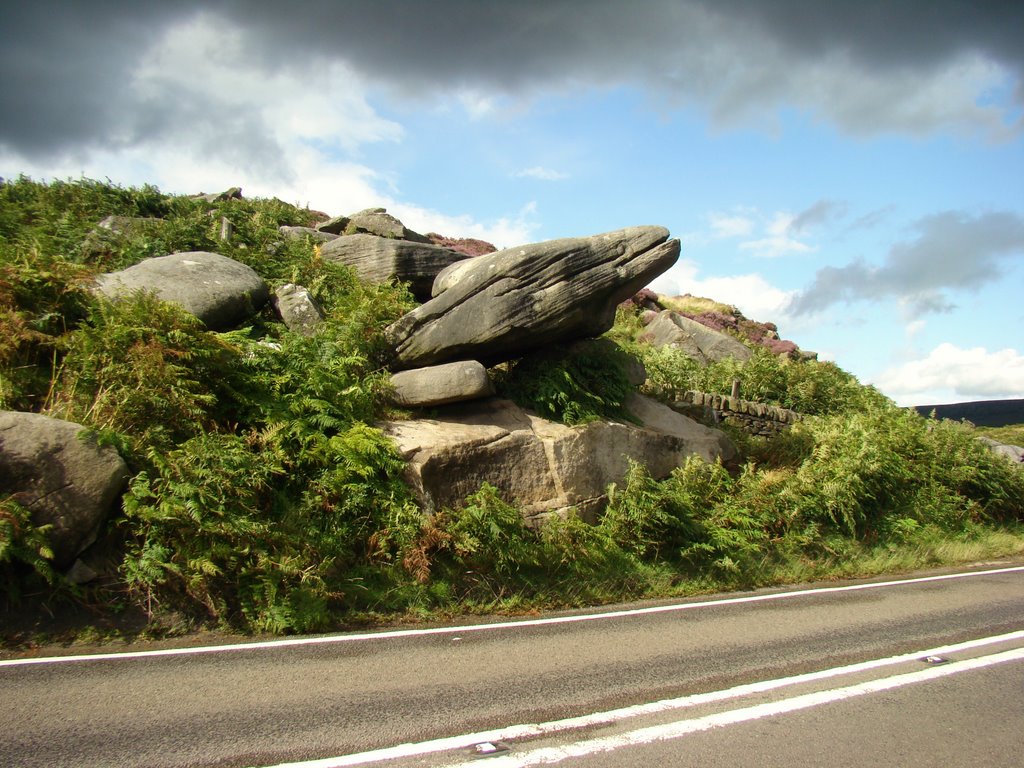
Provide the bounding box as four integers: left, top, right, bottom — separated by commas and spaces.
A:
2, 1, 1022, 407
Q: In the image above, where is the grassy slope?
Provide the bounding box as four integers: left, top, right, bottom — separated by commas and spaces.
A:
2, 177, 1023, 648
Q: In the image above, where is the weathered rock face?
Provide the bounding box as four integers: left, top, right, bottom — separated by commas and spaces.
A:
315, 215, 351, 235
978, 436, 1024, 464
345, 207, 432, 243
272, 283, 325, 336
278, 225, 340, 244
389, 361, 495, 408
320, 234, 468, 302
640, 310, 753, 364
387, 226, 680, 370
0, 411, 130, 570
425, 234, 498, 257
94, 251, 269, 330
381, 394, 733, 521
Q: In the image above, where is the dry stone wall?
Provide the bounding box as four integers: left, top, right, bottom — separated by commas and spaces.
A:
672, 390, 802, 437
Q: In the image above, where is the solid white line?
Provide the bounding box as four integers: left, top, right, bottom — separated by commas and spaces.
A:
250, 630, 1024, 768
2, 564, 1021, 668
444, 646, 1024, 768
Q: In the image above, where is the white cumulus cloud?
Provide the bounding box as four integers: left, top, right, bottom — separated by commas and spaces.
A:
648, 259, 798, 325
871, 343, 1024, 406
740, 212, 816, 259
707, 211, 755, 239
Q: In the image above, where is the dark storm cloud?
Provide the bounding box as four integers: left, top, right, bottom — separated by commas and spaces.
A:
0, 3, 185, 158
789, 210, 1024, 315
2, 1, 1022, 159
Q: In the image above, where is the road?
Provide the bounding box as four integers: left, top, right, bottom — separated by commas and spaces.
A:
2, 563, 1022, 768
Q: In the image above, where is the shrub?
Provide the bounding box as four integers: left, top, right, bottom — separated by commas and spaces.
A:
45, 293, 243, 455
495, 341, 636, 425
0, 497, 57, 602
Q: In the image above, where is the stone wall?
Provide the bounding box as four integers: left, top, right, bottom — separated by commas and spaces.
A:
670, 390, 802, 437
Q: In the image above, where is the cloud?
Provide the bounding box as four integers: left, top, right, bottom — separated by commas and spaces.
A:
515, 166, 569, 181
388, 201, 539, 250
708, 211, 755, 239
872, 343, 1024, 406
790, 210, 1024, 315
790, 199, 848, 233
740, 212, 816, 258
648, 259, 798, 324
1, 1, 1022, 166
848, 206, 897, 231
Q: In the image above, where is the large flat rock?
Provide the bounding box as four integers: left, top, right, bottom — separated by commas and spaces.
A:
381, 394, 733, 522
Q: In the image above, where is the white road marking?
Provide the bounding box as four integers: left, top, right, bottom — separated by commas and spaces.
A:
439, 646, 1024, 768
1, 564, 1021, 668
251, 630, 1024, 768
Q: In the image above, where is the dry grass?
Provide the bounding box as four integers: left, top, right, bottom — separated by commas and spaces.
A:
660, 293, 735, 316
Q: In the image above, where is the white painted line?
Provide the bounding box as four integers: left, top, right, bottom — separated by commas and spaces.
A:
250, 630, 1024, 768
441, 646, 1024, 768
2, 564, 1022, 668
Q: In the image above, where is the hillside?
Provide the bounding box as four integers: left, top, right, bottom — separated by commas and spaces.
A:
2, 177, 1023, 644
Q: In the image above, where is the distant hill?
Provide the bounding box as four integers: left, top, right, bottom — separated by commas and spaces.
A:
911, 399, 1024, 427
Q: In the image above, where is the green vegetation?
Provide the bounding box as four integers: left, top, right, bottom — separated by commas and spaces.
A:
493, 341, 636, 425
2, 176, 1022, 646
975, 424, 1024, 447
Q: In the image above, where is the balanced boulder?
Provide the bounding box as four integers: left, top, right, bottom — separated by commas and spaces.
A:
387, 226, 680, 370
0, 411, 130, 570
94, 251, 269, 330
320, 234, 468, 302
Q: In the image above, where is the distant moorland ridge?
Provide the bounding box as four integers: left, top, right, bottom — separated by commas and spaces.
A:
912, 399, 1024, 427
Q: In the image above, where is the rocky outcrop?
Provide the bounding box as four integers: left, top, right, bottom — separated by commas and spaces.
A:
640, 310, 753, 364
346, 207, 432, 243
316, 207, 432, 244
978, 436, 1024, 464
0, 411, 130, 570
93, 251, 269, 330
278, 225, 340, 244
387, 226, 680, 370
272, 283, 325, 336
320, 234, 468, 302
389, 361, 494, 408
425, 234, 498, 257
382, 394, 733, 521
193, 186, 243, 203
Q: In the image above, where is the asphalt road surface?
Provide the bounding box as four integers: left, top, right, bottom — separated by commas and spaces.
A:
2, 562, 1022, 768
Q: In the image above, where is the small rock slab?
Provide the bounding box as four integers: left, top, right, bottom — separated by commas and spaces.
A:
389, 361, 495, 408
278, 225, 340, 244
0, 411, 130, 570
272, 283, 325, 336
320, 234, 468, 302
94, 251, 269, 330
640, 310, 753, 364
